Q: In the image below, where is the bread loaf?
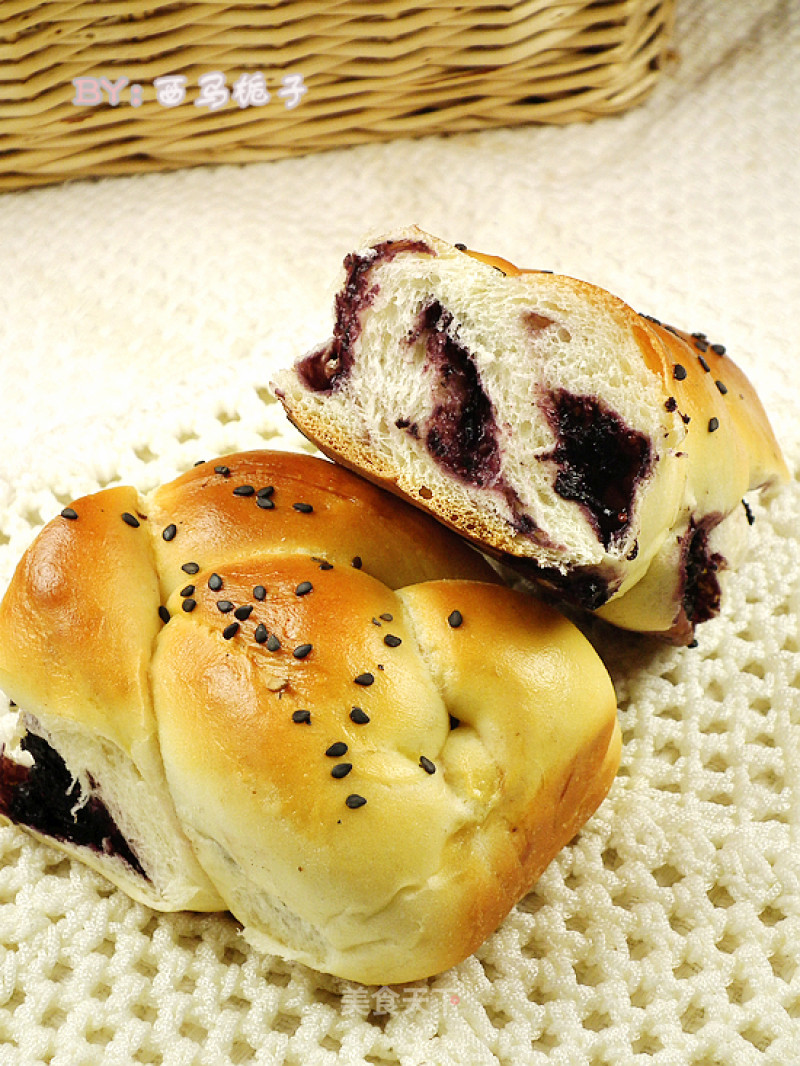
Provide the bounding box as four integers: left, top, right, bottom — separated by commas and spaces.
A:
272, 227, 789, 643
0, 450, 619, 984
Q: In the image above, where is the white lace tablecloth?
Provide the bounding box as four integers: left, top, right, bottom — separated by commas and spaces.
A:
1, 2, 799, 1063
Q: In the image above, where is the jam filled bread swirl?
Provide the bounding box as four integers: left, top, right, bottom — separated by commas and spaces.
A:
272, 227, 789, 643
0, 450, 619, 984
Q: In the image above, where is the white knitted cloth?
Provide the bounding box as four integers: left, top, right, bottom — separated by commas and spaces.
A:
1, 2, 799, 1062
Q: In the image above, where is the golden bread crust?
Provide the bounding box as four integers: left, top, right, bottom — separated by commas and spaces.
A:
148, 449, 497, 597
0, 485, 161, 757
154, 569, 618, 983
0, 450, 619, 983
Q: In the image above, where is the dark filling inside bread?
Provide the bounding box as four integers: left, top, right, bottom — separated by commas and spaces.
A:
0, 730, 148, 878
297, 237, 436, 393
508, 556, 614, 611
541, 390, 651, 549
408, 300, 501, 488
682, 517, 725, 625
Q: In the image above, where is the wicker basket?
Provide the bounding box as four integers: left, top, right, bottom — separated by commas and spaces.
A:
0, 1, 676, 191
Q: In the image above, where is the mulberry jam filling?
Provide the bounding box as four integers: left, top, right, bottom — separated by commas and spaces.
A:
541, 390, 651, 549
0, 730, 148, 878
682, 516, 725, 625
407, 300, 501, 488
297, 237, 436, 393
511, 558, 614, 612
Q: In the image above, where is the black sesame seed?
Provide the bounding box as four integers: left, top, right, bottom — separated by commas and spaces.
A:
158, 606, 170, 624
379, 613, 393, 622
234, 604, 253, 621
295, 581, 313, 596
216, 600, 234, 613
371, 617, 382, 626
715, 380, 728, 395
331, 763, 352, 779
384, 634, 402, 648
222, 622, 240, 640
691, 332, 707, 341
256, 496, 275, 510
162, 523, 177, 541
122, 512, 140, 528
293, 643, 313, 659
710, 343, 726, 355
257, 486, 275, 499
350, 707, 370, 724
742, 499, 755, 526
354, 672, 374, 686
698, 355, 711, 373
352, 556, 363, 569
448, 610, 463, 628
233, 485, 255, 497
180, 584, 195, 597
665, 397, 678, 412
688, 639, 699, 649
193, 459, 205, 467
319, 560, 333, 571
419, 756, 436, 775
267, 634, 281, 651
326, 742, 348, 758
293, 502, 313, 513
215, 465, 231, 477
182, 598, 197, 613
254, 623, 268, 643
208, 573, 223, 591
60, 507, 78, 520
694, 338, 709, 352
708, 417, 720, 433
345, 794, 367, 809
182, 562, 200, 575
673, 364, 687, 381
253, 585, 267, 600
454, 242, 467, 250
292, 709, 311, 724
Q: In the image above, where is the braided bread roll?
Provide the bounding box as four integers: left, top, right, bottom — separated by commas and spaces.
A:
272, 227, 789, 643
0, 450, 619, 984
